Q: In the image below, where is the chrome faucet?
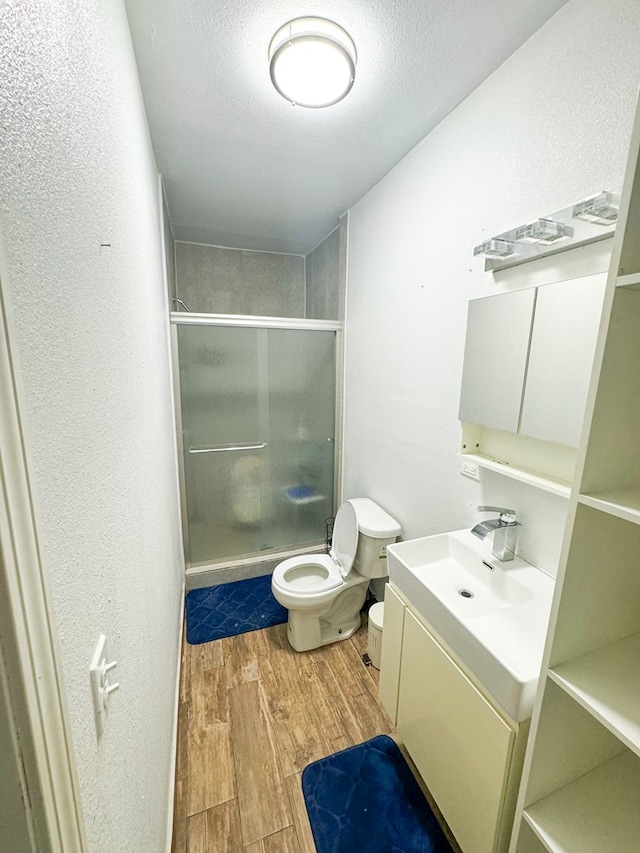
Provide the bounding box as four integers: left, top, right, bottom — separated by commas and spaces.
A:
471, 506, 521, 562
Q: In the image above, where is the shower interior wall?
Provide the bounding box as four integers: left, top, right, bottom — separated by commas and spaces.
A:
172, 221, 345, 320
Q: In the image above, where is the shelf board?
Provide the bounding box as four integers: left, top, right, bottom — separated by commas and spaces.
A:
549, 633, 640, 757
616, 271, 640, 288
463, 453, 571, 497
578, 486, 640, 525
523, 751, 640, 853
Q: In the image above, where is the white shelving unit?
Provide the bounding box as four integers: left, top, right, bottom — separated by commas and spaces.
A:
523, 752, 640, 853
509, 88, 640, 852
549, 633, 640, 754
578, 486, 640, 523
460, 423, 576, 498
616, 270, 640, 288
461, 452, 572, 498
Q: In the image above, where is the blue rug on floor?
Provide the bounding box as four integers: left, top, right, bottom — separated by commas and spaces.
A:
185, 574, 287, 644
302, 735, 453, 853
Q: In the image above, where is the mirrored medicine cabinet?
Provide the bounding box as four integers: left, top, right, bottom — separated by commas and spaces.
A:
459, 273, 606, 492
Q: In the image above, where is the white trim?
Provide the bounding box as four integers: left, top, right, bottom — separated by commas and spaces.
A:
160, 177, 178, 304
0, 636, 39, 849
158, 174, 187, 852
0, 259, 86, 850
164, 580, 185, 853
158, 175, 186, 585
303, 251, 307, 317
170, 311, 343, 331
340, 211, 350, 501
170, 325, 191, 563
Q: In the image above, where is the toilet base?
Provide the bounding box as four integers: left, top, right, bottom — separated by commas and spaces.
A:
287, 611, 362, 652
286, 580, 369, 652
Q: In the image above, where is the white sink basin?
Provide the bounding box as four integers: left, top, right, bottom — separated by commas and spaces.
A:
387, 529, 554, 721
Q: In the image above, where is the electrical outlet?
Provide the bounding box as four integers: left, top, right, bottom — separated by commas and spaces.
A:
460, 459, 481, 481
89, 634, 119, 738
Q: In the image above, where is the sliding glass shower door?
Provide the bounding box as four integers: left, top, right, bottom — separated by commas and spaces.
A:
176, 321, 336, 566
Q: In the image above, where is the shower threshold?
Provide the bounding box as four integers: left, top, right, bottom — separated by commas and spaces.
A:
185, 540, 325, 591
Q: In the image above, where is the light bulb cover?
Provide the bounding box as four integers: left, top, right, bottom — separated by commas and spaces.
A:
572, 191, 619, 226
269, 17, 357, 108
473, 239, 517, 259
514, 219, 574, 244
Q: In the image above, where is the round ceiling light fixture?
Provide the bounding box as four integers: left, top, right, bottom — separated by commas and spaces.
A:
269, 17, 357, 108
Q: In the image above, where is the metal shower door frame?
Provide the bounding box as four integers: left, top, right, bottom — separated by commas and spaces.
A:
169, 312, 344, 571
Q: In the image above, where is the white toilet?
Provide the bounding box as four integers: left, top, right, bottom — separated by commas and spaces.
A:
271, 498, 401, 652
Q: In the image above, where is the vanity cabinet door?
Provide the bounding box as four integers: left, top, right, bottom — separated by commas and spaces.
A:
459, 289, 536, 433
397, 611, 514, 853
519, 274, 606, 447
378, 584, 406, 724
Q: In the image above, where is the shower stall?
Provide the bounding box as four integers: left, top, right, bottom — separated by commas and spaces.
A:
171, 313, 341, 580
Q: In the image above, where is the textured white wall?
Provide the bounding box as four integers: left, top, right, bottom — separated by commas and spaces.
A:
343, 0, 640, 575
0, 1, 183, 851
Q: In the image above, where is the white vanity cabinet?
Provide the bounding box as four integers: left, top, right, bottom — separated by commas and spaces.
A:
380, 584, 529, 853
378, 579, 406, 721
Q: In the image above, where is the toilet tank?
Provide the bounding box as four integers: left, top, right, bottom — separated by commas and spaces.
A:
348, 498, 401, 578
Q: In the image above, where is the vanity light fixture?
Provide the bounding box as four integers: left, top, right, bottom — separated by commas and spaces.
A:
473, 239, 517, 259
514, 219, 574, 244
473, 188, 620, 271
268, 17, 357, 108
572, 191, 619, 226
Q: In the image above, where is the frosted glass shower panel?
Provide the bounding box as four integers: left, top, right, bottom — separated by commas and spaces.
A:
177, 324, 336, 565
268, 329, 336, 550
177, 325, 266, 564
179, 325, 262, 449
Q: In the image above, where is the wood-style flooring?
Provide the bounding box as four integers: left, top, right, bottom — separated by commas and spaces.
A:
171, 616, 458, 852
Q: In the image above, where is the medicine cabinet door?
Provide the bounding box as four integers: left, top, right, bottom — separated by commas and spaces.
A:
519, 274, 606, 447
458, 288, 536, 433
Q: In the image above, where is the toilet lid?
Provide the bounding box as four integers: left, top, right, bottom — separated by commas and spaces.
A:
330, 502, 358, 578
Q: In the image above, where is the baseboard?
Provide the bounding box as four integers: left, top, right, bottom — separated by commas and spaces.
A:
165, 580, 185, 853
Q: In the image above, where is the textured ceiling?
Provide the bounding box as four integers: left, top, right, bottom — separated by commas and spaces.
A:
124, 0, 569, 254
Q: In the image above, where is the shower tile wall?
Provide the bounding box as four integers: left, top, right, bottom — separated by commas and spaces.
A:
305, 226, 343, 320
175, 242, 305, 316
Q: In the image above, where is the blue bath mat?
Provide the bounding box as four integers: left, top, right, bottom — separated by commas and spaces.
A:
302, 735, 453, 853
185, 574, 287, 644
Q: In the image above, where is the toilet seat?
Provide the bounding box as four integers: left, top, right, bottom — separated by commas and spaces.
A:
271, 502, 361, 610
271, 498, 400, 652
272, 553, 343, 595
270, 500, 376, 650
330, 501, 358, 578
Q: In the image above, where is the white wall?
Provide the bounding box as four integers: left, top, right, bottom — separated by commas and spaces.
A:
0, 1, 183, 850
343, 0, 640, 575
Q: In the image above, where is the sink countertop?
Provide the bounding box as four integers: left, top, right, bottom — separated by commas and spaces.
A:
387, 529, 554, 722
